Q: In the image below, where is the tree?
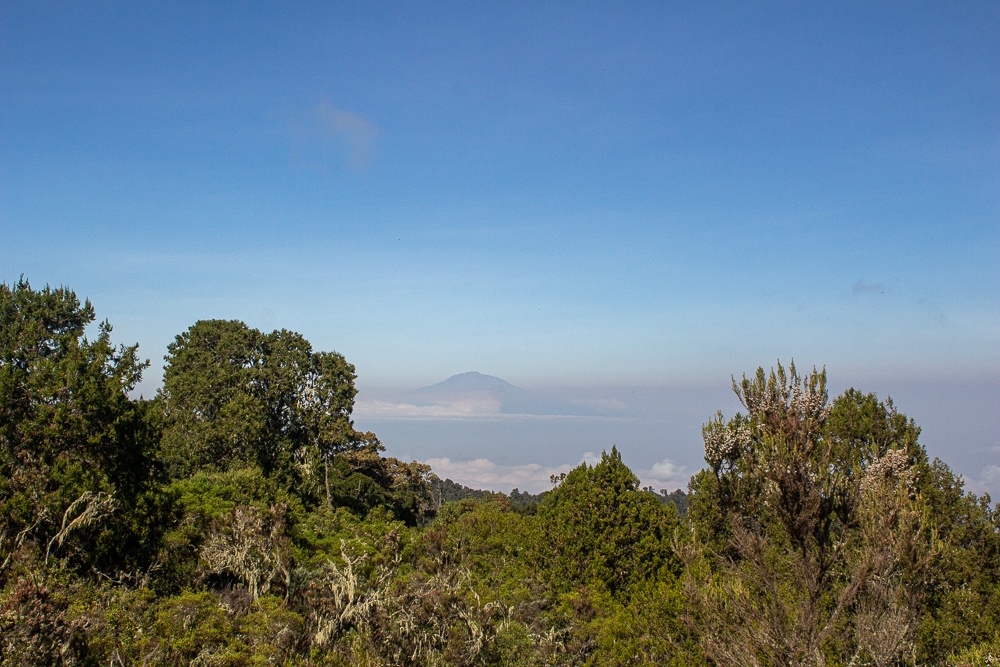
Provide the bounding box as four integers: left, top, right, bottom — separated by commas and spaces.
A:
158, 320, 357, 502
538, 447, 681, 600
685, 362, 933, 666
157, 319, 266, 477
912, 459, 1000, 663
0, 278, 157, 579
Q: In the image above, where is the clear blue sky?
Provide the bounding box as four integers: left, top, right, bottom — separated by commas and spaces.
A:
2, 2, 998, 490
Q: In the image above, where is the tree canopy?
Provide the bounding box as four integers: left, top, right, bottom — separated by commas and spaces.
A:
159, 319, 358, 497
1, 281, 998, 666
0, 278, 160, 578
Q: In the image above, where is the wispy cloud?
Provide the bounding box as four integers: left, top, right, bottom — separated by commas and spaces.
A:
291, 99, 382, 170
355, 397, 626, 422
851, 280, 884, 297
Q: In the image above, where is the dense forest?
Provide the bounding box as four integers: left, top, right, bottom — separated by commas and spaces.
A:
2, 278, 998, 666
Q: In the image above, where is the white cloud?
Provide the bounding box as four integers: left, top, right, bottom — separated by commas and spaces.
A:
962, 465, 1000, 499
291, 99, 382, 170
425, 457, 577, 494
357, 396, 502, 419
637, 457, 688, 492
649, 458, 681, 480
422, 453, 690, 495
354, 398, 625, 422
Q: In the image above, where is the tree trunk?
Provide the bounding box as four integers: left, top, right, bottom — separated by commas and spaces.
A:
325, 457, 331, 508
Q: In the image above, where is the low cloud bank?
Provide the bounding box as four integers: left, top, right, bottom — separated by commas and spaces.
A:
424, 455, 688, 495
356, 398, 623, 422
963, 465, 1000, 498
358, 397, 503, 419
424, 457, 576, 494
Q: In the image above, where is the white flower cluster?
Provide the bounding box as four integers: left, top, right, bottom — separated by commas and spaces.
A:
704, 422, 752, 468
738, 365, 829, 427
742, 388, 779, 419
860, 448, 913, 496
789, 381, 830, 423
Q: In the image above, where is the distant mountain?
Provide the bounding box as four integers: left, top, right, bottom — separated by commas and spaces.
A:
405, 371, 595, 417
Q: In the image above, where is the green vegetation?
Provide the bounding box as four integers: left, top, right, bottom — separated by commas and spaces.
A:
2, 278, 997, 666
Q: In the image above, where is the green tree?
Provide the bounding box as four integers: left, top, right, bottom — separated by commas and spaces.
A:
685, 362, 933, 666
0, 278, 158, 579
158, 320, 357, 502
538, 447, 681, 600
158, 320, 434, 524
913, 460, 1000, 663
157, 319, 266, 477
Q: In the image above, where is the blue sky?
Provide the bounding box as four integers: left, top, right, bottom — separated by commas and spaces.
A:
2, 2, 998, 492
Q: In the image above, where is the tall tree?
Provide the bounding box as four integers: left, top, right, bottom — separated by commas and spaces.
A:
0, 278, 155, 578
538, 447, 680, 599
685, 362, 932, 666
158, 320, 358, 501
158, 319, 266, 477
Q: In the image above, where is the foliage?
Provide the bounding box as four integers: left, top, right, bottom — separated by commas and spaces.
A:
913, 460, 1000, 663
0, 577, 88, 666
158, 320, 357, 496
948, 634, 1000, 667
685, 362, 988, 666
430, 477, 500, 507
3, 280, 998, 666
0, 278, 162, 582
427, 478, 545, 515
539, 446, 681, 599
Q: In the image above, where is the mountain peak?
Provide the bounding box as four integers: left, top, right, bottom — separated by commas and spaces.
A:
419, 372, 517, 394
406, 372, 594, 417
